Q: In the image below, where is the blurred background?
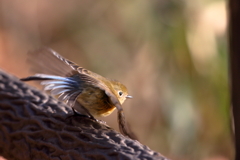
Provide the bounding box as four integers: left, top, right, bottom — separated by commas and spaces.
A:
0, 0, 231, 159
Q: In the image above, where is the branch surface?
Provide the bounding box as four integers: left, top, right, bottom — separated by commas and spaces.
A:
0, 69, 168, 160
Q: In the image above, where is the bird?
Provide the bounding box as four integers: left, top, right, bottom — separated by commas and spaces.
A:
21, 47, 137, 140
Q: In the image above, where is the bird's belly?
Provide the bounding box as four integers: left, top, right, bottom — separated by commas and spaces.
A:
76, 87, 115, 117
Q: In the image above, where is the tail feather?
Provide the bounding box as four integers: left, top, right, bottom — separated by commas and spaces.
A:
118, 110, 138, 140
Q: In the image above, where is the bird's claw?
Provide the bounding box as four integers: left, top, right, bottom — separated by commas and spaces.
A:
95, 119, 106, 124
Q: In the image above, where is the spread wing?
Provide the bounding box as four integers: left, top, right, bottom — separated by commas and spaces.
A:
22, 47, 122, 109
26, 47, 76, 77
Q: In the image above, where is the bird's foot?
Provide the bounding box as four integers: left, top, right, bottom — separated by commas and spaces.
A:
95, 119, 107, 124
68, 108, 108, 126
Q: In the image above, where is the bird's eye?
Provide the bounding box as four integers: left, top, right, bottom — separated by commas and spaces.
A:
118, 91, 123, 97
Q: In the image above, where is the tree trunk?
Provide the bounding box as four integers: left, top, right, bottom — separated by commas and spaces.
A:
229, 0, 240, 159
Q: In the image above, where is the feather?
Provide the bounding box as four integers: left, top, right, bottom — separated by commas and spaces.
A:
41, 80, 71, 85
51, 89, 71, 96
27, 47, 74, 77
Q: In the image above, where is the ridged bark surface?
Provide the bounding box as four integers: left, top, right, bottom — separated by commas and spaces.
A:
0, 69, 168, 160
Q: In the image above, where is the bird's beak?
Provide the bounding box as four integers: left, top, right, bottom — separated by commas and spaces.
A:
126, 95, 133, 99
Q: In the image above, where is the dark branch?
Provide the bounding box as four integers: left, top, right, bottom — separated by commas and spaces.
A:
0, 69, 168, 160
229, 0, 240, 159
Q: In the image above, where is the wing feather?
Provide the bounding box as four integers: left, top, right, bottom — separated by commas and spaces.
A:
24, 48, 121, 109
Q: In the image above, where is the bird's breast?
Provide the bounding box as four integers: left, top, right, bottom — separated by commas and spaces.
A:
76, 86, 116, 117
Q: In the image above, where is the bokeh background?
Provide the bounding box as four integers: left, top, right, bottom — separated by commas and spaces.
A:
0, 0, 231, 159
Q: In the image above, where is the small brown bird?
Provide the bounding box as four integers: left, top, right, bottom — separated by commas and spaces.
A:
21, 47, 137, 140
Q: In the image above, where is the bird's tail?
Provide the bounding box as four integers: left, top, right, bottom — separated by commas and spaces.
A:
118, 109, 138, 140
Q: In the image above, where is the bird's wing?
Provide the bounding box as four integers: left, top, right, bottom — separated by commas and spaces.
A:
26, 47, 76, 77
23, 47, 121, 109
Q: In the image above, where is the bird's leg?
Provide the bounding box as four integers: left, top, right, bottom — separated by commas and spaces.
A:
71, 108, 90, 118
73, 102, 106, 124
65, 108, 90, 121
78, 107, 106, 125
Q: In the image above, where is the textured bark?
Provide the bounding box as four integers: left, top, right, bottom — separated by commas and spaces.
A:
0, 69, 167, 160
229, 0, 240, 159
